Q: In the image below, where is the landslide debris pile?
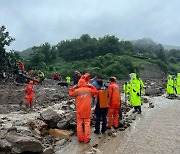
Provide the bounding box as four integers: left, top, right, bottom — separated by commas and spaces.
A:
0, 79, 166, 153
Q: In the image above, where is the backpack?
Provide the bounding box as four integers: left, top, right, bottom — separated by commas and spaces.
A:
98, 88, 109, 108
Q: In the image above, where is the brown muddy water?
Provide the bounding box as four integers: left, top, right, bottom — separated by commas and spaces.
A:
56, 96, 180, 154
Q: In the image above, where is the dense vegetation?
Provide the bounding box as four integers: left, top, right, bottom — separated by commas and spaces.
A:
0, 26, 20, 77
1, 26, 180, 79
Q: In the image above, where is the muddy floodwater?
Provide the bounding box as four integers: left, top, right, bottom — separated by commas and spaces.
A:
56, 96, 180, 154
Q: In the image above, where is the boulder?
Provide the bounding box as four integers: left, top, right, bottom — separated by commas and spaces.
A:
40, 109, 62, 128
6, 132, 44, 153
28, 119, 47, 134
0, 139, 12, 151
57, 120, 70, 130
49, 129, 72, 139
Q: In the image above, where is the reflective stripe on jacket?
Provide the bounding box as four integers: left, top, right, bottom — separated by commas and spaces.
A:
69, 85, 98, 118
108, 82, 121, 108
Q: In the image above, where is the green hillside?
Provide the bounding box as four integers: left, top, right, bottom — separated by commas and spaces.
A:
21, 36, 180, 79
1, 26, 180, 80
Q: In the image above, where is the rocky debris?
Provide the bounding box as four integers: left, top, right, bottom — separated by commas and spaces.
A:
129, 114, 136, 121
14, 126, 32, 135
42, 136, 55, 147
41, 146, 54, 154
50, 93, 66, 101
54, 139, 68, 151
0, 118, 3, 124
107, 131, 112, 136
149, 103, 155, 108
7, 127, 18, 132
0, 139, 12, 152
166, 94, 178, 99
93, 144, 98, 148
28, 119, 48, 136
49, 129, 73, 139
112, 132, 117, 137
40, 109, 62, 128
119, 127, 125, 131
142, 97, 149, 103
0, 79, 166, 153
0, 131, 44, 153
57, 120, 70, 130
85, 148, 103, 154
145, 79, 165, 96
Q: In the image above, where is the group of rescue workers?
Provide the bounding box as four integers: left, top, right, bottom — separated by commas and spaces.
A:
68, 72, 145, 143
52, 72, 71, 84
166, 73, 180, 96
18, 60, 180, 144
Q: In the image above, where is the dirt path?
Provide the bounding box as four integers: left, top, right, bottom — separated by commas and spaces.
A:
56, 96, 180, 154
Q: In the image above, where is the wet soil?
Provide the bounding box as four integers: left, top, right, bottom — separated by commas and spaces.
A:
56, 96, 180, 154
0, 79, 179, 154
0, 80, 69, 114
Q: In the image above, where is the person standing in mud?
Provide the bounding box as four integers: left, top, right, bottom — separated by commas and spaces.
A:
175, 73, 180, 95
73, 71, 81, 85
129, 73, 142, 114
123, 82, 130, 112
66, 76, 71, 84
17, 61, 25, 73
24, 80, 35, 111
94, 79, 109, 134
69, 79, 98, 143
107, 77, 121, 129
166, 75, 175, 97
38, 70, 45, 83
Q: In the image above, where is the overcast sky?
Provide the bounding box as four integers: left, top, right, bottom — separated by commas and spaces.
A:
0, 0, 180, 51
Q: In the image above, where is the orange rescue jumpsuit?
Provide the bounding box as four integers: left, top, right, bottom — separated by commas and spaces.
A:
18, 61, 25, 72
69, 79, 98, 143
24, 81, 34, 105
107, 82, 121, 128
29, 69, 34, 77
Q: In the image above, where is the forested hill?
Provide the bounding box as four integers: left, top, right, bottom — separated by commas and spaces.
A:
20, 35, 180, 79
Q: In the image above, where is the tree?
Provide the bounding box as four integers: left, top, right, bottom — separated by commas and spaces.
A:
0, 25, 15, 74
156, 49, 166, 62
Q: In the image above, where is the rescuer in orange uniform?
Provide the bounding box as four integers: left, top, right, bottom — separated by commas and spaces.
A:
78, 72, 91, 86
24, 80, 35, 111
17, 61, 25, 72
107, 77, 121, 129
29, 69, 34, 77
69, 79, 98, 143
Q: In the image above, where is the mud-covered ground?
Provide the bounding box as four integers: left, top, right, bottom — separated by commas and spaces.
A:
0, 78, 166, 114
1, 78, 179, 154
58, 96, 180, 154
0, 79, 69, 114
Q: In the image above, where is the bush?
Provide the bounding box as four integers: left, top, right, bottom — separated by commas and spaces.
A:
168, 57, 177, 64
49, 65, 54, 71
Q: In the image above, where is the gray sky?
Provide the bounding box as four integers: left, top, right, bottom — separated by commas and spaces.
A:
0, 0, 180, 51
